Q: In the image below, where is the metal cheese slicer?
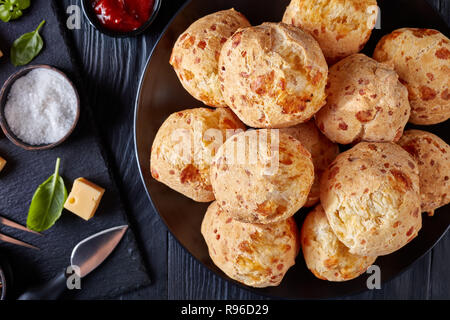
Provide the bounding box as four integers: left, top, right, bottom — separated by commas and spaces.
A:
0, 215, 41, 250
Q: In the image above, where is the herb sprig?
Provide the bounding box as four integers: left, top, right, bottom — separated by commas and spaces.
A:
0, 0, 30, 22
11, 19, 45, 66
27, 158, 68, 232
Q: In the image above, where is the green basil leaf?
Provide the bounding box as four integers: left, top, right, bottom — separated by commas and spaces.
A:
11, 20, 45, 67
0, 3, 12, 22
27, 158, 68, 232
1, 0, 29, 22
10, 7, 21, 19
15, 0, 30, 10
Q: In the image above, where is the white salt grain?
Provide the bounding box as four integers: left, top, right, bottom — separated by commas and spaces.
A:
5, 68, 78, 145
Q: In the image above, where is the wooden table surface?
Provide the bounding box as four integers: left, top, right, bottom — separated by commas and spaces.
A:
60, 0, 449, 299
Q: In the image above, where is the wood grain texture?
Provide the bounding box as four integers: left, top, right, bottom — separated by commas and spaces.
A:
430, 230, 450, 299
58, 0, 186, 299
59, 0, 450, 299
427, 0, 450, 22
167, 234, 268, 300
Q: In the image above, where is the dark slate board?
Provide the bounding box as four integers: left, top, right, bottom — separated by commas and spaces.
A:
0, 0, 151, 299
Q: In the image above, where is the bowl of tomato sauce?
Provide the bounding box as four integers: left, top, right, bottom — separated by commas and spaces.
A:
81, 0, 161, 37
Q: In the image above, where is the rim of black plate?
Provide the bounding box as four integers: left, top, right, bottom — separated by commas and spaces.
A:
133, 0, 450, 299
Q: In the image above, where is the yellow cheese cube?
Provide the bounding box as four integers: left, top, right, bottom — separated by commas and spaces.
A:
64, 178, 105, 221
0, 157, 6, 172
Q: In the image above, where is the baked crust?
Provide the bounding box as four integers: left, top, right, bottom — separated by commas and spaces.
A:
150, 107, 246, 202
301, 204, 377, 281
283, 0, 378, 64
219, 22, 328, 128
315, 54, 410, 145
281, 121, 339, 207
373, 28, 450, 125
201, 201, 300, 287
320, 142, 422, 256
170, 9, 251, 107
398, 130, 450, 214
211, 129, 314, 224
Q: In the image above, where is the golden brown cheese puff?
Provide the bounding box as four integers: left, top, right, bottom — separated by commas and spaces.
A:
150, 107, 246, 202
211, 129, 314, 224
320, 142, 422, 257
301, 204, 377, 281
283, 0, 378, 64
315, 54, 410, 145
219, 22, 328, 128
201, 201, 300, 288
398, 130, 450, 215
280, 121, 339, 207
170, 9, 250, 108
373, 28, 450, 125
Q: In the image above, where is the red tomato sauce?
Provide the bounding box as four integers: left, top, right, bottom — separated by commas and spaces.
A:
92, 0, 155, 32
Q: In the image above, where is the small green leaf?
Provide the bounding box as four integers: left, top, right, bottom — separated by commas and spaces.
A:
27, 158, 68, 233
0, 3, 12, 22
10, 7, 21, 19
16, 0, 30, 10
0, 0, 29, 22
11, 20, 45, 67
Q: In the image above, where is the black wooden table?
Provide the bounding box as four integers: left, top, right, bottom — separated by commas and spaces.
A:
60, 0, 450, 299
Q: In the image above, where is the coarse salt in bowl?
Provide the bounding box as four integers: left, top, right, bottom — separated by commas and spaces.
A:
0, 65, 80, 150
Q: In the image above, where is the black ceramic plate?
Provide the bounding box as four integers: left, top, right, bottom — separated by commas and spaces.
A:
135, 0, 450, 299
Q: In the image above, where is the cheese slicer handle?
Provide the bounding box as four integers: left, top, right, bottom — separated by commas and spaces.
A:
18, 270, 67, 300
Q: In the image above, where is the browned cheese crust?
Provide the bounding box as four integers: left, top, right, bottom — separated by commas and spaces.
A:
320, 142, 422, 256
170, 9, 251, 107
211, 129, 314, 224
373, 28, 450, 125
315, 54, 410, 145
301, 204, 377, 281
398, 130, 450, 214
219, 22, 328, 128
201, 201, 300, 287
150, 107, 246, 202
283, 0, 379, 64
281, 121, 339, 207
